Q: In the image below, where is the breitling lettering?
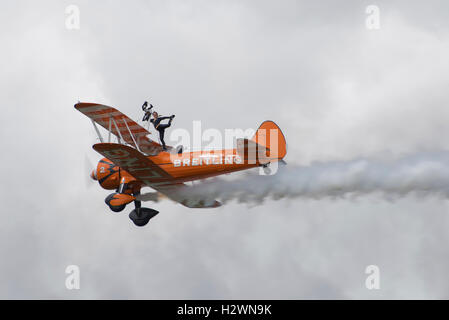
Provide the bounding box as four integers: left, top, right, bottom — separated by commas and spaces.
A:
173, 155, 242, 167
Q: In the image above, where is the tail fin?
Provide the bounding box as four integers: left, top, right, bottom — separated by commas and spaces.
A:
251, 121, 287, 160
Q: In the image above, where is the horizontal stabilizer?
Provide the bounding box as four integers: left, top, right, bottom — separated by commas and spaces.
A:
236, 138, 269, 164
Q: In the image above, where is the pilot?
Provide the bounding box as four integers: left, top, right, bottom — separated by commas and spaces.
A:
150, 111, 175, 151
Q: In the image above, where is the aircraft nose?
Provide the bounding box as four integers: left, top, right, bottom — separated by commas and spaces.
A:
90, 169, 97, 181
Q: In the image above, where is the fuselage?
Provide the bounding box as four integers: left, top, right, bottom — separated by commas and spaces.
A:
149, 148, 259, 181
93, 148, 261, 190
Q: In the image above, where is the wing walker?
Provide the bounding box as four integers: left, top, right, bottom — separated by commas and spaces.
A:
75, 102, 287, 227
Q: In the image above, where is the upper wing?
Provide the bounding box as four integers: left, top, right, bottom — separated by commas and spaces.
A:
93, 143, 221, 208
75, 102, 165, 155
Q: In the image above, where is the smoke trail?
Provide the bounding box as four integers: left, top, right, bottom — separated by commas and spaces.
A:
180, 151, 449, 205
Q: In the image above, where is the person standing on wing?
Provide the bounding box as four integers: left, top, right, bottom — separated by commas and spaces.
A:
150, 111, 175, 151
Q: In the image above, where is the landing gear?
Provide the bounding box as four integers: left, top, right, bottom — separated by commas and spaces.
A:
263, 165, 272, 175
128, 192, 159, 227
129, 208, 159, 227
105, 193, 126, 212
261, 163, 272, 175
105, 189, 158, 226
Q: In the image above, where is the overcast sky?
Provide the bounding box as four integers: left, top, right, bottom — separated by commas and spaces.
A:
1, 0, 449, 299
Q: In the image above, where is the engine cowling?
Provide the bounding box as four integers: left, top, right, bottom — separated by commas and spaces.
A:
91, 158, 121, 190
91, 157, 140, 194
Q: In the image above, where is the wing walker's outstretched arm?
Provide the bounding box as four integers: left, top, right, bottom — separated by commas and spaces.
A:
142, 101, 154, 122
142, 101, 154, 112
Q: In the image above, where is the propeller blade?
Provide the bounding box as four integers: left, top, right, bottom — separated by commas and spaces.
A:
84, 155, 97, 188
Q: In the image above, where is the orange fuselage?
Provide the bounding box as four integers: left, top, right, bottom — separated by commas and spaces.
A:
94, 148, 259, 191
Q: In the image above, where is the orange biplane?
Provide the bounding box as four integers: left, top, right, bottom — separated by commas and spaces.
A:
75, 102, 287, 226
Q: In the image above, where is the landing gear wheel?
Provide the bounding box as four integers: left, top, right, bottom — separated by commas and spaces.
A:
105, 193, 126, 213
263, 166, 272, 175
262, 163, 272, 175
109, 204, 126, 212
129, 208, 159, 227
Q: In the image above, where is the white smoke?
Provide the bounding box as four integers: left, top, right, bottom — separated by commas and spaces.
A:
177, 152, 449, 205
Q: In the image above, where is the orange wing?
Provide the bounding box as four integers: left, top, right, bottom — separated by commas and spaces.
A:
93, 143, 173, 185
75, 102, 165, 155
93, 143, 221, 208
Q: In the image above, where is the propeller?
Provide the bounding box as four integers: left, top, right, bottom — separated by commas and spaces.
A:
84, 154, 98, 188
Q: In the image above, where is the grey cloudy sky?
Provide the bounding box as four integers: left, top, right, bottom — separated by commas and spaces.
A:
1, 0, 449, 299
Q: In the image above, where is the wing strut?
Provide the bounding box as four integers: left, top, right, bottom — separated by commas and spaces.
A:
108, 116, 112, 143
91, 120, 104, 143
111, 116, 124, 144
75, 102, 167, 155
123, 117, 142, 153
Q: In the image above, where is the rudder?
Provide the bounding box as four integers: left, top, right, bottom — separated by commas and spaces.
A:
251, 121, 287, 160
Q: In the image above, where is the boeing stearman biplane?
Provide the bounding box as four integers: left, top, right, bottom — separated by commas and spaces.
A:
75, 102, 287, 227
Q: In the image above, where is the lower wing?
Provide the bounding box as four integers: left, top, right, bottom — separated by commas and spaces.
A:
93, 143, 221, 208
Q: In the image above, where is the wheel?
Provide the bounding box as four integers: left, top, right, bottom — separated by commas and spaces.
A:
105, 193, 126, 213
129, 208, 159, 227
109, 204, 126, 212
263, 166, 272, 175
